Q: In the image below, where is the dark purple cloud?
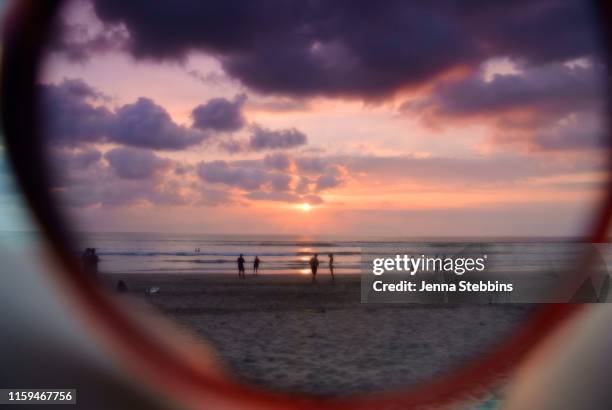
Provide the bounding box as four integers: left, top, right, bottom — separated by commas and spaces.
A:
315, 167, 343, 191
61, 178, 190, 208
41, 79, 114, 145
51, 147, 103, 170
196, 160, 269, 190
49, 148, 214, 208
105, 147, 171, 179
295, 176, 311, 194
402, 61, 606, 151
111, 97, 206, 149
216, 127, 307, 153
245, 191, 299, 203
174, 163, 194, 175
529, 113, 606, 151
196, 160, 295, 195
248, 125, 307, 151
81, 0, 599, 98
403, 62, 603, 121
269, 173, 292, 191
216, 137, 246, 154
191, 94, 247, 132
50, 161, 186, 208
295, 156, 328, 174
263, 153, 291, 171
41, 79, 209, 150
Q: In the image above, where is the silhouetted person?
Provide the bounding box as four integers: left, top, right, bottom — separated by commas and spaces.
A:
116, 280, 127, 293
329, 253, 335, 282
253, 256, 260, 275
90, 248, 100, 275
237, 254, 245, 278
81, 248, 91, 271
82, 248, 100, 277
309, 254, 319, 281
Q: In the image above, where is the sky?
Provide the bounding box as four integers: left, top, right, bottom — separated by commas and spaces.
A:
24, 0, 610, 237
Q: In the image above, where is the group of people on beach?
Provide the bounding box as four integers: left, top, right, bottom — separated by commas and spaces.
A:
236, 254, 260, 278
236, 253, 335, 281
309, 253, 335, 282
81, 246, 336, 283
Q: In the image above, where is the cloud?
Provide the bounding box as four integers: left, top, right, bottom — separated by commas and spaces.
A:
263, 153, 291, 171
41, 78, 114, 145
216, 137, 246, 154
301, 194, 324, 205
295, 156, 328, 175
245, 191, 300, 203
315, 168, 343, 191
295, 176, 311, 194
191, 155, 346, 204
187, 69, 230, 86
51, 154, 203, 208
105, 147, 172, 179
49, 18, 128, 63
52, 168, 165, 208
111, 97, 207, 149
191, 94, 247, 132
269, 173, 292, 191
198, 186, 234, 206
246, 97, 309, 112
248, 125, 307, 151
196, 160, 296, 192
404, 61, 602, 122
216, 126, 308, 153
42, 79, 209, 150
82, 0, 599, 98
402, 61, 606, 152
196, 160, 269, 190
529, 113, 607, 151
51, 147, 102, 170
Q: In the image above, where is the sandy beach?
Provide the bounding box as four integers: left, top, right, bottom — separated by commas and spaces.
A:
100, 272, 532, 397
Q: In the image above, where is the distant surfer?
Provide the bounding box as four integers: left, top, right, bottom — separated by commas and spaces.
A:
329, 253, 335, 282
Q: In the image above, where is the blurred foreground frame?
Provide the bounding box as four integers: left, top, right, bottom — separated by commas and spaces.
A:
2, 1, 612, 409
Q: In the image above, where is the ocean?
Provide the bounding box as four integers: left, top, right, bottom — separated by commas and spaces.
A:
71, 232, 612, 276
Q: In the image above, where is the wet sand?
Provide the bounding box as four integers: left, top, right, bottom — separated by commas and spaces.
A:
101, 272, 531, 397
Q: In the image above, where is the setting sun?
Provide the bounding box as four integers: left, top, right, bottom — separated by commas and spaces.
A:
300, 203, 312, 212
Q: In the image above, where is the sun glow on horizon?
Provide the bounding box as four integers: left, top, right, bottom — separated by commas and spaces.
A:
299, 203, 312, 212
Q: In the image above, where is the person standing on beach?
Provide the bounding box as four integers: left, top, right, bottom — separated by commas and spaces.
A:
89, 248, 100, 276
309, 254, 319, 281
329, 253, 335, 282
81, 248, 91, 271
237, 254, 246, 278
253, 256, 260, 275
82, 248, 100, 278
